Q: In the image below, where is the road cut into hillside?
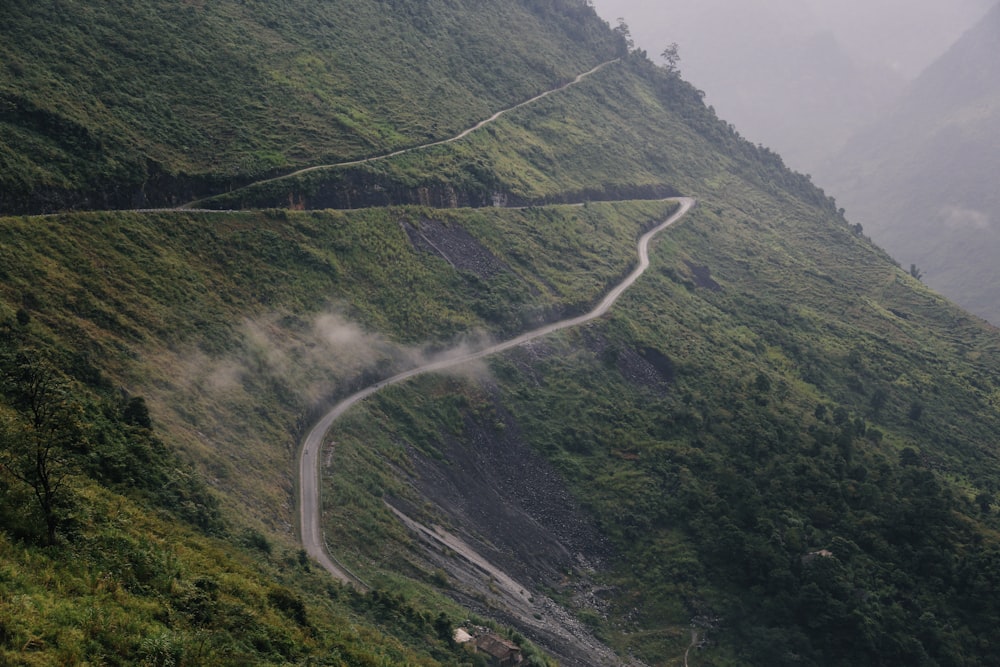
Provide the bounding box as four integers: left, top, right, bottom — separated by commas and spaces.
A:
298, 196, 694, 588
182, 59, 619, 209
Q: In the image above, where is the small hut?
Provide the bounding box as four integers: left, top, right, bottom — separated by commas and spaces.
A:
474, 633, 523, 666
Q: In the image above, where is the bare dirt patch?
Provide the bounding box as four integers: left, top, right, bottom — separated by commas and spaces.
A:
683, 260, 722, 291
388, 374, 645, 665
403, 217, 509, 279
398, 381, 610, 588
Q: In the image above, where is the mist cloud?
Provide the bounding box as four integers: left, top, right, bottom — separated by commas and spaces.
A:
941, 205, 992, 231
196, 307, 493, 409
593, 0, 993, 78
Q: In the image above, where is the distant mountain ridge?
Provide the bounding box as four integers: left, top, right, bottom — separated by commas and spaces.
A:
593, 0, 909, 171
819, 1, 1000, 323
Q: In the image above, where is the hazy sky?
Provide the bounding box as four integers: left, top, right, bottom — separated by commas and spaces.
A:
592, 0, 994, 78
590, 0, 996, 171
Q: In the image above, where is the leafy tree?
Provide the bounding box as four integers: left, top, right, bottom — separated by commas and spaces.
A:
975, 492, 993, 514
753, 371, 772, 393
122, 395, 152, 429
612, 18, 633, 55
869, 387, 888, 417
434, 612, 453, 645
0, 353, 83, 544
832, 406, 850, 425
900, 447, 921, 467
661, 42, 681, 75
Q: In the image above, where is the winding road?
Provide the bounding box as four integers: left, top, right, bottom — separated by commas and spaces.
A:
298, 196, 695, 585
172, 55, 695, 663
183, 59, 619, 209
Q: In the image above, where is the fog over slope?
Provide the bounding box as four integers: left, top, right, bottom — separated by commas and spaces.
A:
592, 0, 993, 172
818, 3, 1000, 324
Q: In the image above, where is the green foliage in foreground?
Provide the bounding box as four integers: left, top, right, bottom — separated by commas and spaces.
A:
0, 202, 670, 664
0, 323, 482, 665
0, 479, 491, 665
4, 194, 1000, 664
0, 312, 221, 543
3, 1, 1000, 662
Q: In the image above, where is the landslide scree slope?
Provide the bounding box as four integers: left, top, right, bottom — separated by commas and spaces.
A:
3, 1, 1000, 666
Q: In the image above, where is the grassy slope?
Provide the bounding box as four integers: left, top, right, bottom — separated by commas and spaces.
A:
322, 196, 1000, 664
0, 0, 617, 212
0, 202, 668, 526
0, 478, 469, 666
293, 61, 1000, 665
0, 201, 670, 665
200, 58, 825, 213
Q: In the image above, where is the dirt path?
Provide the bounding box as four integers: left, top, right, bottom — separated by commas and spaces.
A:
685, 629, 699, 667
182, 59, 619, 208
298, 197, 694, 584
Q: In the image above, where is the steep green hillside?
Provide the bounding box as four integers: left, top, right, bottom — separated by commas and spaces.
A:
819, 2, 1000, 324
0, 274, 532, 666
0, 0, 617, 213
3, 1, 1000, 666
196, 56, 828, 218
3, 201, 649, 665
0, 479, 472, 666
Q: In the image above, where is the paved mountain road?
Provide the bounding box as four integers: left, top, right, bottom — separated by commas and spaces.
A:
298, 197, 695, 585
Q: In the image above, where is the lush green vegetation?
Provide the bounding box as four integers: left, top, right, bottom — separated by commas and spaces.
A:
200, 55, 832, 218
0, 297, 497, 665
0, 201, 667, 530
3, 0, 1000, 665
320, 196, 1000, 666
0, 201, 668, 664
0, 0, 617, 213
0, 479, 484, 665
